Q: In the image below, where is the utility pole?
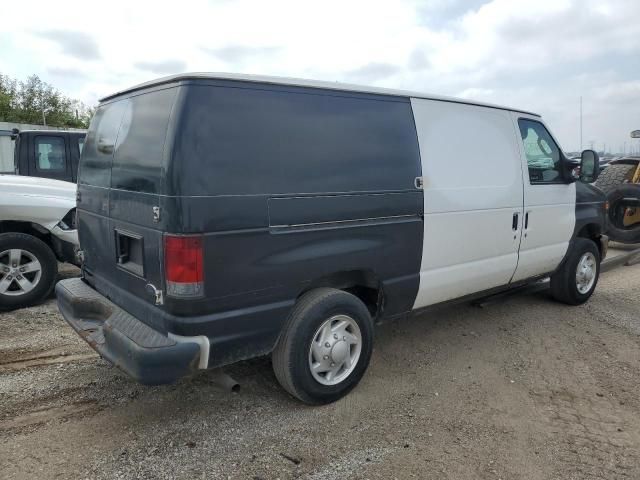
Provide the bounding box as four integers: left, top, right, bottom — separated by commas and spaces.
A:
42, 109, 47, 126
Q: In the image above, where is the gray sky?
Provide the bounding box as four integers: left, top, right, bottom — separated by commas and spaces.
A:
1, 0, 639, 153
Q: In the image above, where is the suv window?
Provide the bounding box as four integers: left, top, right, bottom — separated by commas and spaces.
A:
35, 136, 66, 171
518, 119, 563, 184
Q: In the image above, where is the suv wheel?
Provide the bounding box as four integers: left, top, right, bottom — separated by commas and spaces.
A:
0, 233, 58, 311
272, 288, 374, 405
550, 237, 600, 305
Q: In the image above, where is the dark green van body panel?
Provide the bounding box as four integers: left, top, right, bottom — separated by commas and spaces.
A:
76, 79, 424, 368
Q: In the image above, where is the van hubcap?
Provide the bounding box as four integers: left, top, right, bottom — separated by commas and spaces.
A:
308, 314, 362, 386
0, 249, 42, 296
575, 252, 596, 294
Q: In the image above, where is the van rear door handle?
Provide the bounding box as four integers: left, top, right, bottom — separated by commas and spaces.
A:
512, 212, 519, 231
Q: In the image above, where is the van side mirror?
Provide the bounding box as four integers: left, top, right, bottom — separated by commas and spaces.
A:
579, 149, 599, 183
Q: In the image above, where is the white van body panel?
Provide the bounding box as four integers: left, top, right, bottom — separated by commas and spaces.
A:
411, 99, 525, 309
509, 113, 575, 282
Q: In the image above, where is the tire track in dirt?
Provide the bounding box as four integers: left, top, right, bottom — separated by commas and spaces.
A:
0, 345, 97, 373
0, 353, 97, 373
0, 400, 101, 432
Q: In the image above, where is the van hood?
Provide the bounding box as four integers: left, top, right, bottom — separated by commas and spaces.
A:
0, 175, 76, 232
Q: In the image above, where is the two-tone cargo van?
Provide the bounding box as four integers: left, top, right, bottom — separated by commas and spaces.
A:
57, 73, 607, 404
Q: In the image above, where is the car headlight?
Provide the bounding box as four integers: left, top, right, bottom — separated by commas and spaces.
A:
58, 208, 77, 230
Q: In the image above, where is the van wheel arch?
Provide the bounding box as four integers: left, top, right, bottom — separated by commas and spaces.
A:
297, 269, 384, 320
576, 224, 603, 255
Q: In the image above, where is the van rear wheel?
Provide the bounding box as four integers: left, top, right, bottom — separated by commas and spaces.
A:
550, 238, 600, 305
272, 288, 374, 405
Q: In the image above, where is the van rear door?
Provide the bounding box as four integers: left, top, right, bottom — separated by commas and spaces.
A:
77, 87, 178, 323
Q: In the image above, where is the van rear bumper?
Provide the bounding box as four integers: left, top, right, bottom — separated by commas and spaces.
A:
56, 278, 202, 385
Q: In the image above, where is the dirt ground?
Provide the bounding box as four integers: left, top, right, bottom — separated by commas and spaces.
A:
1, 261, 640, 480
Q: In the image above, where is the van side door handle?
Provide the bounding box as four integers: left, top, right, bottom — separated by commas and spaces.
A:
512, 212, 519, 231
524, 212, 529, 230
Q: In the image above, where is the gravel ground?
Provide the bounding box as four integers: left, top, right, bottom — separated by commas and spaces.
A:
1, 260, 639, 479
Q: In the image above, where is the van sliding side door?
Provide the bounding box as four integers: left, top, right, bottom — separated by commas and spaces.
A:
411, 99, 525, 309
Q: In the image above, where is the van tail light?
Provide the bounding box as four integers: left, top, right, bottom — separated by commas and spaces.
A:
164, 234, 204, 297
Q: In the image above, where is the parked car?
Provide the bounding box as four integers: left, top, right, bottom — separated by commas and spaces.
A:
0, 175, 79, 310
56, 73, 607, 404
2, 129, 86, 183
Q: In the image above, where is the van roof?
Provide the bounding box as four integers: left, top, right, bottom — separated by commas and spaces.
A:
100, 72, 541, 116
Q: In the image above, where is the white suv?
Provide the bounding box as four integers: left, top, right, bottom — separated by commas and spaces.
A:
0, 175, 79, 310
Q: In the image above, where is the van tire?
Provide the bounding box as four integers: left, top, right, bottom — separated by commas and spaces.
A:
272, 288, 374, 405
550, 238, 600, 305
0, 233, 58, 311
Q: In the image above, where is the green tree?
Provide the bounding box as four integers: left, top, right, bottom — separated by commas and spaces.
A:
0, 74, 19, 122
0, 73, 94, 128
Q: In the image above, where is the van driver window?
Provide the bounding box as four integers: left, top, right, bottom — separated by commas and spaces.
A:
518, 119, 562, 184
35, 136, 66, 171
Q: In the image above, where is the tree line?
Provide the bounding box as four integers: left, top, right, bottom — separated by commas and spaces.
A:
0, 73, 94, 129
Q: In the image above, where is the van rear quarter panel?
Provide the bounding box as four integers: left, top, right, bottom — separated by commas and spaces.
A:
162, 81, 424, 354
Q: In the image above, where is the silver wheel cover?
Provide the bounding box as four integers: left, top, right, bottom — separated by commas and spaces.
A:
575, 252, 597, 294
0, 249, 43, 296
308, 314, 362, 386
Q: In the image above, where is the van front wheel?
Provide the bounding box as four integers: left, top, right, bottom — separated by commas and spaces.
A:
272, 288, 374, 405
550, 238, 600, 305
